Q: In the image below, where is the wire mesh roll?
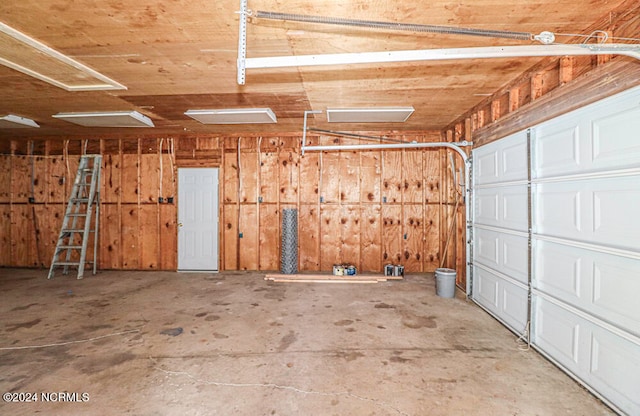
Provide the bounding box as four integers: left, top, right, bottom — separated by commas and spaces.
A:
281, 209, 298, 274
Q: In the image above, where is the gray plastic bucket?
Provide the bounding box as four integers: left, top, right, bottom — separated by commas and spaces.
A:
435, 268, 457, 298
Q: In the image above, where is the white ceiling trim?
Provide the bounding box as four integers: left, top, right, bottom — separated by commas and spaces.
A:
0, 22, 127, 91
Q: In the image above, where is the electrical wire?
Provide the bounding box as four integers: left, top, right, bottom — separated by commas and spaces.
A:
253, 10, 534, 41
553, 30, 640, 44
307, 128, 408, 144
169, 138, 176, 187
159, 138, 164, 201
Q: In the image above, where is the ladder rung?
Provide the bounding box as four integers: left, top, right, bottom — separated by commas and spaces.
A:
53, 262, 81, 266
62, 229, 86, 233
57, 245, 82, 250
67, 213, 88, 217
71, 198, 90, 202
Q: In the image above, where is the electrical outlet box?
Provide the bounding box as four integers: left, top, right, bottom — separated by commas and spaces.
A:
320, 196, 324, 203
167, 197, 174, 204
158, 197, 164, 203
258, 196, 263, 203
28, 197, 35, 203
383, 196, 387, 203
239, 232, 243, 238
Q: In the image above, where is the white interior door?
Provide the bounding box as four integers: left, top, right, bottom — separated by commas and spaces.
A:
178, 168, 219, 271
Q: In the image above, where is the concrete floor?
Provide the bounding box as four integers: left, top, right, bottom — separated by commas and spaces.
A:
0, 268, 614, 416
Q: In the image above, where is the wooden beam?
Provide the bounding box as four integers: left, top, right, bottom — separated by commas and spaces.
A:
473, 58, 640, 147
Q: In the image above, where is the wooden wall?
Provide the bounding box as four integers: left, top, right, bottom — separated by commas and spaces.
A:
0, 132, 465, 279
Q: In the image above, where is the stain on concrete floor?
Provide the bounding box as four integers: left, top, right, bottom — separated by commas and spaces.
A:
0, 269, 615, 416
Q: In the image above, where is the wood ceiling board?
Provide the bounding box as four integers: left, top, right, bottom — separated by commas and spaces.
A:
0, 0, 634, 138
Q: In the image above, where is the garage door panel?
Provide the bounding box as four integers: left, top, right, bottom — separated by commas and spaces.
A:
535, 177, 640, 250
592, 179, 640, 250
475, 228, 528, 284
501, 186, 528, 231
533, 297, 582, 366
592, 255, 640, 337
590, 329, 640, 415
474, 189, 500, 226
533, 240, 583, 300
501, 282, 528, 333
473, 265, 527, 333
592, 105, 640, 172
476, 151, 499, 185
500, 136, 528, 182
474, 130, 528, 185
475, 186, 528, 231
534, 124, 582, 178
534, 87, 640, 179
501, 234, 528, 284
534, 184, 582, 236
533, 295, 640, 415
534, 240, 640, 336
474, 266, 499, 309
474, 228, 499, 269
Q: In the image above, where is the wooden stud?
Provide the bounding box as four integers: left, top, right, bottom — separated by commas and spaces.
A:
159, 203, 177, 270
382, 151, 402, 204
320, 205, 342, 270
259, 204, 279, 271
360, 205, 382, 272
403, 204, 423, 272
299, 204, 320, 271
360, 151, 381, 204
559, 56, 577, 85
382, 204, 402, 265
0, 155, 10, 202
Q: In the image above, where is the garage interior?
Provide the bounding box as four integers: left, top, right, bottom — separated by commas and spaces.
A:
0, 0, 639, 414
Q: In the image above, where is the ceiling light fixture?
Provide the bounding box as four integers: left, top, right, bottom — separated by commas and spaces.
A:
0, 114, 39, 128
326, 107, 415, 123
52, 111, 154, 127
184, 108, 277, 124
0, 22, 126, 91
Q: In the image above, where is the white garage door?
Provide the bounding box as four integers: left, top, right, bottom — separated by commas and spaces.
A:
472, 130, 530, 335
471, 85, 640, 415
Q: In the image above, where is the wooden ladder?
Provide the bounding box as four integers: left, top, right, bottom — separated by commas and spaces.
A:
48, 154, 102, 279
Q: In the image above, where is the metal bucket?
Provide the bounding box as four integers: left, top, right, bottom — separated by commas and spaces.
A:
435, 268, 457, 298
384, 264, 395, 276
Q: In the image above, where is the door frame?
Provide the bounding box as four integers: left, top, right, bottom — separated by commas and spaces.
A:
177, 167, 220, 272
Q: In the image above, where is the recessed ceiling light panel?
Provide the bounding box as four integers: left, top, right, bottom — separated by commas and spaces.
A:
0, 114, 39, 128
185, 108, 277, 124
52, 111, 154, 127
0, 22, 126, 91
326, 107, 415, 123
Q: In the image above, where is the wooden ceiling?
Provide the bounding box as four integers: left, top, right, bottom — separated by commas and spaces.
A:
0, 0, 634, 138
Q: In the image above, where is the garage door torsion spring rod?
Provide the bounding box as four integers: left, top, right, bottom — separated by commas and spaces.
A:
253, 10, 534, 42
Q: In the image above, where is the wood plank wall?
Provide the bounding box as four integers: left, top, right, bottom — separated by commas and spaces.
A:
0, 132, 465, 279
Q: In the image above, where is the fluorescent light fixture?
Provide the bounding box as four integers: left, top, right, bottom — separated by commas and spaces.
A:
52, 111, 154, 127
0, 22, 126, 91
184, 108, 277, 124
0, 114, 39, 128
326, 107, 415, 123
